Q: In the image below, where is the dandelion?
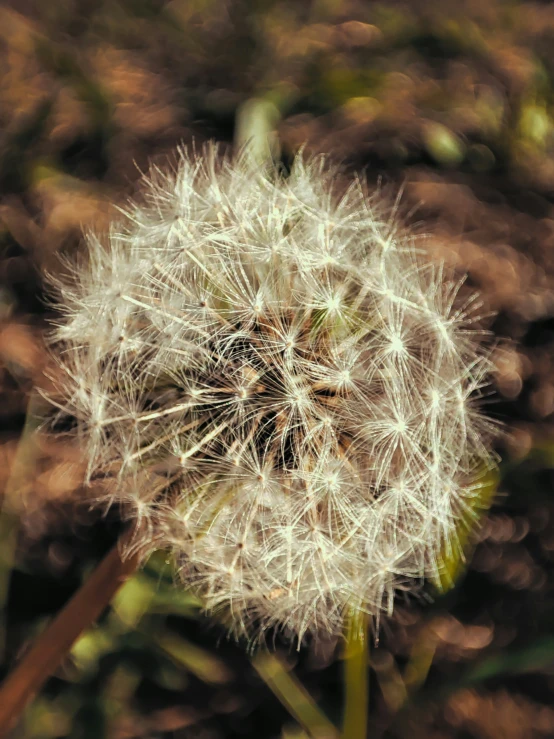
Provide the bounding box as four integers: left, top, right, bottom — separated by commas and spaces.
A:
46, 144, 496, 643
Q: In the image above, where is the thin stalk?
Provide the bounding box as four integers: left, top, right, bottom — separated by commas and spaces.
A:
0, 392, 45, 661
0, 510, 18, 663
342, 612, 369, 739
252, 652, 338, 739
0, 534, 140, 737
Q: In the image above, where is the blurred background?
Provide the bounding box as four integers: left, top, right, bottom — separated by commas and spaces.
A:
1, 1, 554, 737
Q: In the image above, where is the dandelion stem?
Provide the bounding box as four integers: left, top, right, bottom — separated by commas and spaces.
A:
0, 534, 140, 736
342, 611, 369, 739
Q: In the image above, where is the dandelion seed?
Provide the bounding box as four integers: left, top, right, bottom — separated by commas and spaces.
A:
46, 143, 497, 643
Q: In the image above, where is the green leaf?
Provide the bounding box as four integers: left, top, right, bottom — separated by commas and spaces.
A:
253, 652, 338, 739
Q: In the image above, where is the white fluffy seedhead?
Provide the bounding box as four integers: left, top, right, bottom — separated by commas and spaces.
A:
47, 144, 497, 643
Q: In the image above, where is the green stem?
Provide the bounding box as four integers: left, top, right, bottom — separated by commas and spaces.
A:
342, 612, 369, 739
0, 391, 44, 660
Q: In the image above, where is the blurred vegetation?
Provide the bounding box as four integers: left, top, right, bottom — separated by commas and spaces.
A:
1, 0, 554, 737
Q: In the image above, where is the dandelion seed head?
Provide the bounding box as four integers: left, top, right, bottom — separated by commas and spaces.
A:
47, 143, 497, 643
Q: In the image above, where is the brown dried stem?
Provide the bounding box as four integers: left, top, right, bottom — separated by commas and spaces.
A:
0, 535, 140, 736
